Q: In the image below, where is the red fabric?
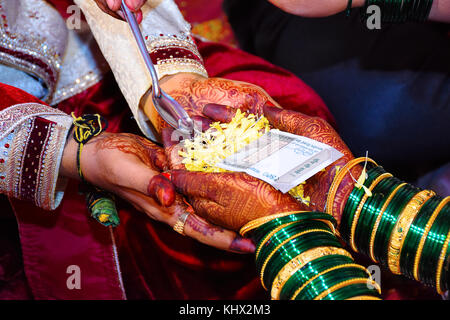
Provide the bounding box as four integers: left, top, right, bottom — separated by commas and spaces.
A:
0, 84, 126, 300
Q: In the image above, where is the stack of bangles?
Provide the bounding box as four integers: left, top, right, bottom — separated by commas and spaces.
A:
240, 156, 449, 300
356, 0, 434, 23
329, 157, 450, 295
240, 212, 382, 300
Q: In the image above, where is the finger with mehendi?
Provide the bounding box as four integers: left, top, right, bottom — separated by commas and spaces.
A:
161, 127, 186, 170
191, 115, 214, 132
181, 211, 256, 253
147, 174, 176, 207
202, 103, 238, 123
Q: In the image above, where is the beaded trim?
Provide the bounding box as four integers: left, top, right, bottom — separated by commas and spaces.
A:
145, 34, 208, 81
0, 0, 63, 103
0, 103, 72, 210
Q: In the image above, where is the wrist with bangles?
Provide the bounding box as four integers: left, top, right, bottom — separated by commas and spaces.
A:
325, 156, 449, 294
239, 155, 449, 299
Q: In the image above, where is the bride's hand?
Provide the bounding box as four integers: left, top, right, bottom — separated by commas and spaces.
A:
144, 73, 281, 134
60, 131, 254, 253
93, 0, 145, 23
200, 103, 358, 224
170, 170, 305, 231
161, 126, 305, 232
60, 131, 175, 207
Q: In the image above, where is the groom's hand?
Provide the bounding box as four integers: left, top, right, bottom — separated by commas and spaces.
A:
93, 0, 145, 23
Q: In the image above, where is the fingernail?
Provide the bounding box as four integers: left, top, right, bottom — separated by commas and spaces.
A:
147, 174, 175, 207
203, 103, 236, 123
230, 237, 256, 254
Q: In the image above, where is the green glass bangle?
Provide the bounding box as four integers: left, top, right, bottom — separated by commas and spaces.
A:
399, 196, 442, 278
322, 282, 380, 300
261, 234, 343, 290
297, 266, 370, 300
262, 233, 342, 288
375, 184, 419, 264
353, 175, 394, 250
372, 183, 412, 262
280, 255, 354, 300
257, 230, 340, 276
256, 220, 332, 268
252, 212, 336, 243
419, 206, 449, 287
340, 166, 385, 242
355, 193, 385, 256
439, 237, 450, 293
419, 204, 450, 287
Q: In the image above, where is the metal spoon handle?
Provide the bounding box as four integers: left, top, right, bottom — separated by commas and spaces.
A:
121, 0, 160, 97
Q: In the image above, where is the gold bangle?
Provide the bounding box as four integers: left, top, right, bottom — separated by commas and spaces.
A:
255, 221, 298, 261
368, 183, 407, 263
314, 278, 381, 300
387, 190, 435, 275
259, 229, 335, 290
413, 196, 450, 281
326, 157, 378, 217
346, 296, 382, 300
349, 173, 393, 252
290, 264, 369, 300
436, 229, 450, 295
173, 212, 190, 235
239, 211, 307, 236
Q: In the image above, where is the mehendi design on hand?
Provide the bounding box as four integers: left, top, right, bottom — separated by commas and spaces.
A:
263, 105, 358, 223
93, 133, 168, 171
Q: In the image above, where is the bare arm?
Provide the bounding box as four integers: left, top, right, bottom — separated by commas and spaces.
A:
269, 0, 450, 23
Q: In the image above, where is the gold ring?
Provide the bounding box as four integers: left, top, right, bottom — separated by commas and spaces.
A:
173, 212, 190, 235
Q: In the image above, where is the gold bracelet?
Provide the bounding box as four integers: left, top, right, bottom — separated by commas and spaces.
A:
387, 190, 435, 275
255, 222, 298, 261
314, 278, 381, 300
346, 296, 382, 300
326, 157, 378, 217
239, 211, 307, 236
413, 196, 450, 281
349, 173, 392, 252
368, 183, 407, 263
436, 229, 450, 295
290, 263, 369, 300
259, 229, 335, 290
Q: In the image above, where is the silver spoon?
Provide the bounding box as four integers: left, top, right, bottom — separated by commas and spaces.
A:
120, 0, 194, 137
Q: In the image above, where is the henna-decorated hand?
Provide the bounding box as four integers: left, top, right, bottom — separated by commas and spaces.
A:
161, 126, 305, 232
201, 103, 359, 224
60, 131, 254, 253
170, 170, 305, 231
60, 131, 175, 207
143, 73, 280, 135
